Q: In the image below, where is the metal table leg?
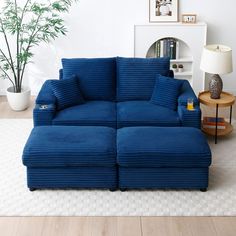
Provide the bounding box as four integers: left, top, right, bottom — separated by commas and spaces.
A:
230, 105, 233, 124
215, 104, 219, 144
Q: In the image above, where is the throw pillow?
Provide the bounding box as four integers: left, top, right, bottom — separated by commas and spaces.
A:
50, 76, 85, 111
150, 75, 183, 110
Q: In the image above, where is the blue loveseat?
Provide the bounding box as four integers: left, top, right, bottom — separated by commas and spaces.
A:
34, 57, 201, 129
24, 57, 212, 192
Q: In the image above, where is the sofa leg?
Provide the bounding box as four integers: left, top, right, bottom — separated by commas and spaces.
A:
200, 188, 207, 192
109, 188, 117, 192
120, 188, 127, 192
29, 188, 37, 192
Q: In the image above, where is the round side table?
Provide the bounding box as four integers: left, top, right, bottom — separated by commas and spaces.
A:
198, 91, 235, 144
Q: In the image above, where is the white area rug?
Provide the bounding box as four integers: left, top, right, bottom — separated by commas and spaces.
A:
1, 119, 236, 216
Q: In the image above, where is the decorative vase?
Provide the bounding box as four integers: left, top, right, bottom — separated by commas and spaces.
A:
6, 86, 31, 111
209, 74, 223, 99
178, 68, 183, 73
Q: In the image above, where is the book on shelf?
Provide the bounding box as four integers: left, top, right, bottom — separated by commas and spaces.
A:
203, 116, 226, 126
202, 124, 226, 130
155, 38, 179, 60
202, 116, 226, 129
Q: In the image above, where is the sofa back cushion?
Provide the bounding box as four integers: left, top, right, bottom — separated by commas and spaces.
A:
116, 57, 170, 101
61, 58, 116, 101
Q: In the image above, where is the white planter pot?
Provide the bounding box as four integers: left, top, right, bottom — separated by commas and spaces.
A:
6, 86, 31, 111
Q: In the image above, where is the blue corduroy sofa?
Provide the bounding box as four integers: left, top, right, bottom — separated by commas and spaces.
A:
33, 57, 201, 129
24, 57, 211, 192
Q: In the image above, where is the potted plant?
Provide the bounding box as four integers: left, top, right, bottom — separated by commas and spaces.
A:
172, 64, 178, 72
178, 64, 184, 73
0, 0, 77, 111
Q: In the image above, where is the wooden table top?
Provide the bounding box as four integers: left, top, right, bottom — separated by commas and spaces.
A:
198, 91, 235, 107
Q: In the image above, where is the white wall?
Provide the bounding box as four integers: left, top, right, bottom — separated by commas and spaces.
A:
0, 0, 236, 95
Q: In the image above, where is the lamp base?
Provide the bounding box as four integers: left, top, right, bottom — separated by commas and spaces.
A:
209, 74, 223, 99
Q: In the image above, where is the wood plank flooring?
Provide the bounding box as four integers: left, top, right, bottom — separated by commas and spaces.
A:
0, 96, 35, 118
1, 217, 236, 236
1, 95, 236, 236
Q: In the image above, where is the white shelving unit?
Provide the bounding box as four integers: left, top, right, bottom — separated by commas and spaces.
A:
134, 23, 207, 94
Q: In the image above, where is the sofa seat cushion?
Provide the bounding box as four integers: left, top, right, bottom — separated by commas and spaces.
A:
23, 126, 117, 167
53, 101, 116, 128
117, 101, 181, 128
117, 127, 212, 168
61, 58, 116, 101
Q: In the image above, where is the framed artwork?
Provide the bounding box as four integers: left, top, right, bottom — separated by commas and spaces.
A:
182, 14, 197, 24
149, 0, 179, 22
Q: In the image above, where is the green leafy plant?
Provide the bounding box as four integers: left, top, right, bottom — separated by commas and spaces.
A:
0, 0, 77, 93
172, 64, 177, 69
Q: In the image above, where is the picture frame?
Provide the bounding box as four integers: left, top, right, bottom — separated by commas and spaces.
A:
182, 14, 197, 24
149, 0, 179, 22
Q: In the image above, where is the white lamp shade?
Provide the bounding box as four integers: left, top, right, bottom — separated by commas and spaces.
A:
200, 44, 233, 75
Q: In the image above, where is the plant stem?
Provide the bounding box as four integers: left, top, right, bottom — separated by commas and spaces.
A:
18, 0, 31, 80
0, 67, 15, 88
0, 48, 12, 68
19, 13, 44, 88
14, 0, 20, 92
0, 18, 17, 87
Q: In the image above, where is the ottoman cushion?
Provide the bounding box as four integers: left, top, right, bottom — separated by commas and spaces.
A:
117, 127, 211, 168
23, 126, 116, 167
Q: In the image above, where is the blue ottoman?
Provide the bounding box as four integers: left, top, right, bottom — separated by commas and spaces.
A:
22, 126, 117, 191
117, 127, 212, 191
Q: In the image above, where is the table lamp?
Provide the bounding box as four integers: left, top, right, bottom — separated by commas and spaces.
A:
200, 44, 233, 99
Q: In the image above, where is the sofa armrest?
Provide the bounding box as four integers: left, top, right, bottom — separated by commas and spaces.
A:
178, 105, 201, 129
36, 80, 57, 105
33, 104, 56, 126
34, 80, 57, 126
178, 80, 199, 106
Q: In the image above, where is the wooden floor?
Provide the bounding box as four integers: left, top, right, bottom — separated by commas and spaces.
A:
0, 96, 35, 118
1, 217, 236, 236
1, 96, 236, 236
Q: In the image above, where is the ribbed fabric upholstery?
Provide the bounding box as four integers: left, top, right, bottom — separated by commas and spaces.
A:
53, 101, 116, 128
167, 69, 174, 78
117, 101, 181, 128
36, 80, 56, 105
33, 104, 56, 126
50, 76, 84, 111
59, 69, 63, 80
178, 80, 199, 106
150, 75, 184, 110
119, 167, 209, 189
27, 167, 117, 189
61, 58, 116, 101
23, 126, 117, 167
178, 105, 202, 129
116, 57, 170, 101
117, 127, 211, 168
34, 58, 201, 130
